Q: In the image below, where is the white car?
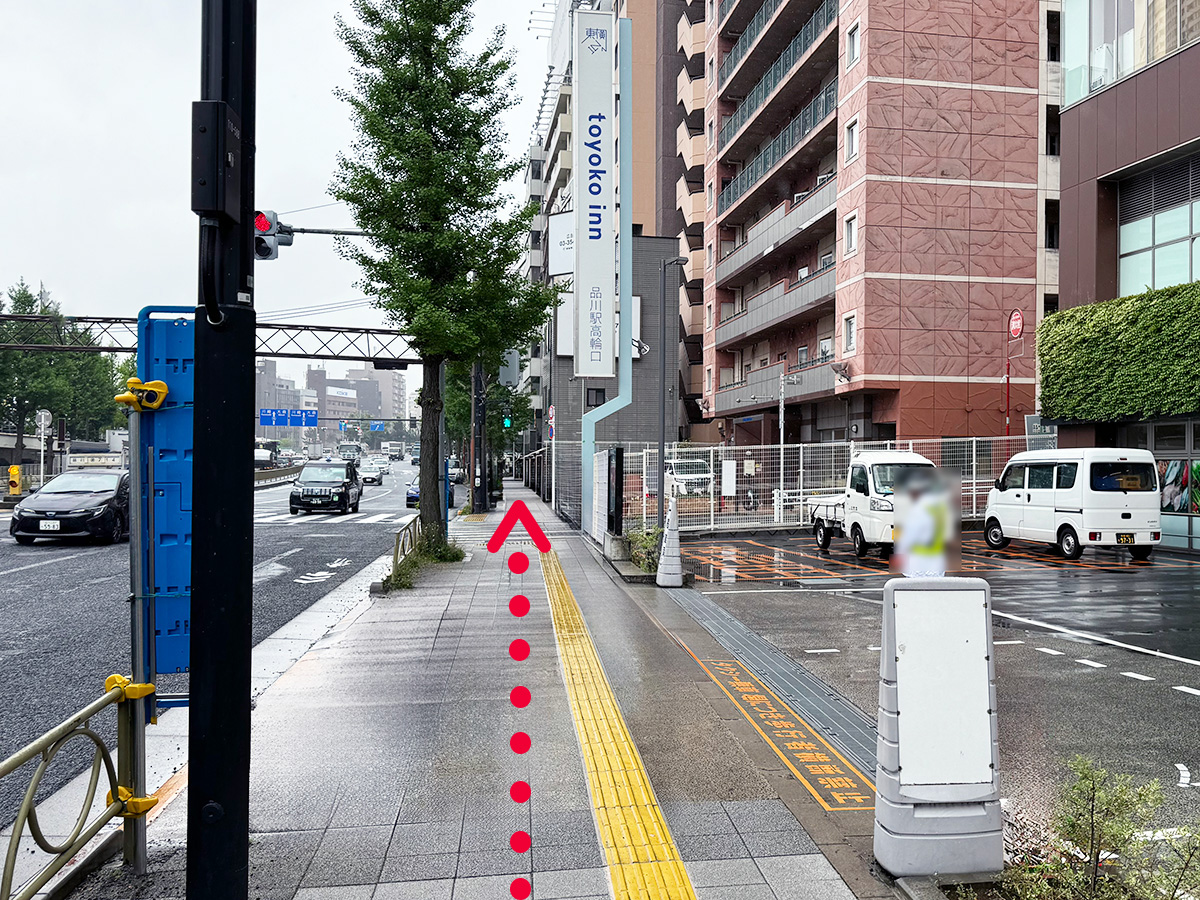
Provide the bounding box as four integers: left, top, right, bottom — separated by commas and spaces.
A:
984, 448, 1160, 560
663, 458, 713, 496
360, 463, 384, 485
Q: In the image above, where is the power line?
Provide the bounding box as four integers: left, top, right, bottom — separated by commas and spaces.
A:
278, 201, 345, 215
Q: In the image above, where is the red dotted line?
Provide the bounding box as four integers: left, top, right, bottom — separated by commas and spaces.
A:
508, 551, 532, 900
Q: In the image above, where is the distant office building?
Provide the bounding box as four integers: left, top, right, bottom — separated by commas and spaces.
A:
255, 359, 304, 444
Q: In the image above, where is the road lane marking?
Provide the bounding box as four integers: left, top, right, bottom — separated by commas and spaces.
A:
805, 649, 840, 654
1121, 672, 1155, 681
541, 551, 699, 900
1173, 686, 1200, 697
359, 513, 393, 524
991, 611, 1200, 668
686, 655, 875, 812
0, 549, 108, 576
1075, 659, 1106, 668
1177, 764, 1192, 787
294, 570, 335, 585
994, 640, 1025, 645
868, 646, 881, 651
1035, 648, 1064, 656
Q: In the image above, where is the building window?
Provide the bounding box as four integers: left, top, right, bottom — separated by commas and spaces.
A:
1045, 199, 1060, 250
1044, 293, 1059, 316
819, 337, 833, 358
844, 119, 859, 161
843, 314, 857, 353
707, 182, 714, 208
1046, 11, 1060, 62
705, 367, 713, 392
797, 345, 809, 366
706, 242, 714, 267
843, 213, 858, 256
586, 388, 606, 408
708, 58, 715, 82
1046, 105, 1060, 156
777, 352, 787, 362
846, 22, 861, 66
708, 119, 715, 146
708, 0, 714, 20
1117, 157, 1200, 296
705, 302, 713, 330
530, 159, 543, 180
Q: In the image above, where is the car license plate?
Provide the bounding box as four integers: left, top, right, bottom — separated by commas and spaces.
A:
39, 520, 60, 531
1116, 533, 1135, 544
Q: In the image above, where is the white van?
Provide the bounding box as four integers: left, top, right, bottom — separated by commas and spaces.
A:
984, 448, 1161, 560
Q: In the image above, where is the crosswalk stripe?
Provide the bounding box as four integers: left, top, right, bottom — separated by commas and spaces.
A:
360, 513, 394, 524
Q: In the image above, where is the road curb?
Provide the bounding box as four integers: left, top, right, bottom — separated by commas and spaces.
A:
21, 554, 393, 900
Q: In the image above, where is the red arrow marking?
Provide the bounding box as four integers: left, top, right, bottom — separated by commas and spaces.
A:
486, 500, 551, 553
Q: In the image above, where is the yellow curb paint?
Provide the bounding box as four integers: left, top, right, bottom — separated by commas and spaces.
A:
541, 551, 699, 900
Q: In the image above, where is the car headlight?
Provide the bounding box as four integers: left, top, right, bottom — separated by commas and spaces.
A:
870, 497, 893, 512
71, 506, 109, 516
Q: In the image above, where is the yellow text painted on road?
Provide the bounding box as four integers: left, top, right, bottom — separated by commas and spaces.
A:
541, 551, 698, 900
695, 657, 875, 812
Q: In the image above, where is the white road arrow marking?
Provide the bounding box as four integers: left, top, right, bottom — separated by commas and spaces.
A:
294, 571, 335, 584
327, 558, 352, 568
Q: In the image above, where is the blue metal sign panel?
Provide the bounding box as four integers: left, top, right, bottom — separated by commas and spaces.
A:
303, 409, 318, 427
370, 421, 384, 431
259, 409, 273, 426
137, 307, 195, 676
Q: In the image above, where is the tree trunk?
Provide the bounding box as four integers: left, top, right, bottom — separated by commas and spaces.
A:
418, 358, 446, 549
12, 400, 27, 466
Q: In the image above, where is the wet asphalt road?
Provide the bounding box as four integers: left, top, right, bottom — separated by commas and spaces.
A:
683, 531, 1200, 826
0, 459, 429, 828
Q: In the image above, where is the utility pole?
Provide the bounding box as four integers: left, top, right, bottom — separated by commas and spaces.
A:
472, 360, 488, 512
188, 1, 256, 898
658, 256, 688, 530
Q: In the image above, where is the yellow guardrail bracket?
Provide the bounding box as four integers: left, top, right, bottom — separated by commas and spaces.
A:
114, 377, 169, 413
105, 674, 155, 701
106, 785, 159, 818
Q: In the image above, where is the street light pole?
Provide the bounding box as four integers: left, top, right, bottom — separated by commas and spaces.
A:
658, 256, 688, 530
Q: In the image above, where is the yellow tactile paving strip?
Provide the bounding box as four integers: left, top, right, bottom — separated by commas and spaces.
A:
541, 551, 699, 900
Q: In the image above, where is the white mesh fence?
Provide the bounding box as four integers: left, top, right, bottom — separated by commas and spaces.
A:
521, 433, 1056, 534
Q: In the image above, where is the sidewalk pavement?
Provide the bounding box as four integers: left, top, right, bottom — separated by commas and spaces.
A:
70, 483, 893, 900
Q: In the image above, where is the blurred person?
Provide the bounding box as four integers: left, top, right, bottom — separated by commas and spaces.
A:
893, 469, 960, 577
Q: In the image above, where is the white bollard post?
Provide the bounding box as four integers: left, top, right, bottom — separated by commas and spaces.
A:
655, 495, 684, 587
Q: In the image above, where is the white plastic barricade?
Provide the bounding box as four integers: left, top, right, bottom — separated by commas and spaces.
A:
874, 577, 1003, 878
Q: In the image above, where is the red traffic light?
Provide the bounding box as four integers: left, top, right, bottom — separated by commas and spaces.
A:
254, 212, 272, 233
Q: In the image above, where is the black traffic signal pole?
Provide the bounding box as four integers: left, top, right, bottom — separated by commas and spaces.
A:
188, 1, 256, 898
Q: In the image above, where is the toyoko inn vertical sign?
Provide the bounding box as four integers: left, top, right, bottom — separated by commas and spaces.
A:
573, 8, 617, 378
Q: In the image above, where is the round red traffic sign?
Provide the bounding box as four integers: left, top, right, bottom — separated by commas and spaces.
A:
1008, 309, 1024, 338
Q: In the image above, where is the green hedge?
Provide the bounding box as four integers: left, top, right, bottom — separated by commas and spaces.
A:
1038, 283, 1200, 421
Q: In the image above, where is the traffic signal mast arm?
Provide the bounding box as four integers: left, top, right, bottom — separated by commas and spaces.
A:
254, 210, 369, 261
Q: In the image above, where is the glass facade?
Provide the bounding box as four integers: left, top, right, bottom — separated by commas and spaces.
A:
1118, 198, 1200, 295
1117, 418, 1200, 550
1064, 0, 1200, 105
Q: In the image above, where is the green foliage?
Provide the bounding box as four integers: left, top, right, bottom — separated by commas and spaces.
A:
383, 538, 466, 590
1038, 284, 1200, 421
627, 525, 663, 573
0, 280, 127, 459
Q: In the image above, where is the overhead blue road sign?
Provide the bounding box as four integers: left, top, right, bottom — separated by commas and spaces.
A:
258, 409, 272, 426
370, 421, 385, 431
302, 409, 318, 427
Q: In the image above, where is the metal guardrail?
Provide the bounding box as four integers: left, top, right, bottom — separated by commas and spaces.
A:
1, 675, 155, 900
391, 514, 424, 573
254, 465, 302, 488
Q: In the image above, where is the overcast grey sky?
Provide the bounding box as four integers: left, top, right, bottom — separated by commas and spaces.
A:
0, 1, 548, 389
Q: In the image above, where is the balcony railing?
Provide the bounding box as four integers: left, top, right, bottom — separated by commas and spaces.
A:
716, 175, 836, 285
718, 79, 837, 214
788, 351, 833, 372
719, 0, 836, 147
720, 0, 787, 86
718, 0, 741, 25
714, 358, 835, 413
715, 262, 836, 348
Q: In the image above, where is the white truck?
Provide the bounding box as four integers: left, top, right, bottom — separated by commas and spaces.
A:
808, 450, 937, 557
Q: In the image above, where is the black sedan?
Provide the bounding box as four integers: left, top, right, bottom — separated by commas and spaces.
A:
9, 469, 129, 545
405, 478, 455, 509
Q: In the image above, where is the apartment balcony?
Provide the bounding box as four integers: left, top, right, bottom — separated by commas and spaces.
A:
677, 120, 705, 174
677, 13, 705, 60
715, 264, 836, 351
719, 0, 758, 38
713, 357, 836, 415
682, 245, 706, 286
548, 149, 572, 196
677, 175, 706, 228
546, 112, 571, 158
718, 80, 838, 225
720, 0, 827, 96
716, 175, 836, 288
677, 68, 705, 117
719, 0, 837, 161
